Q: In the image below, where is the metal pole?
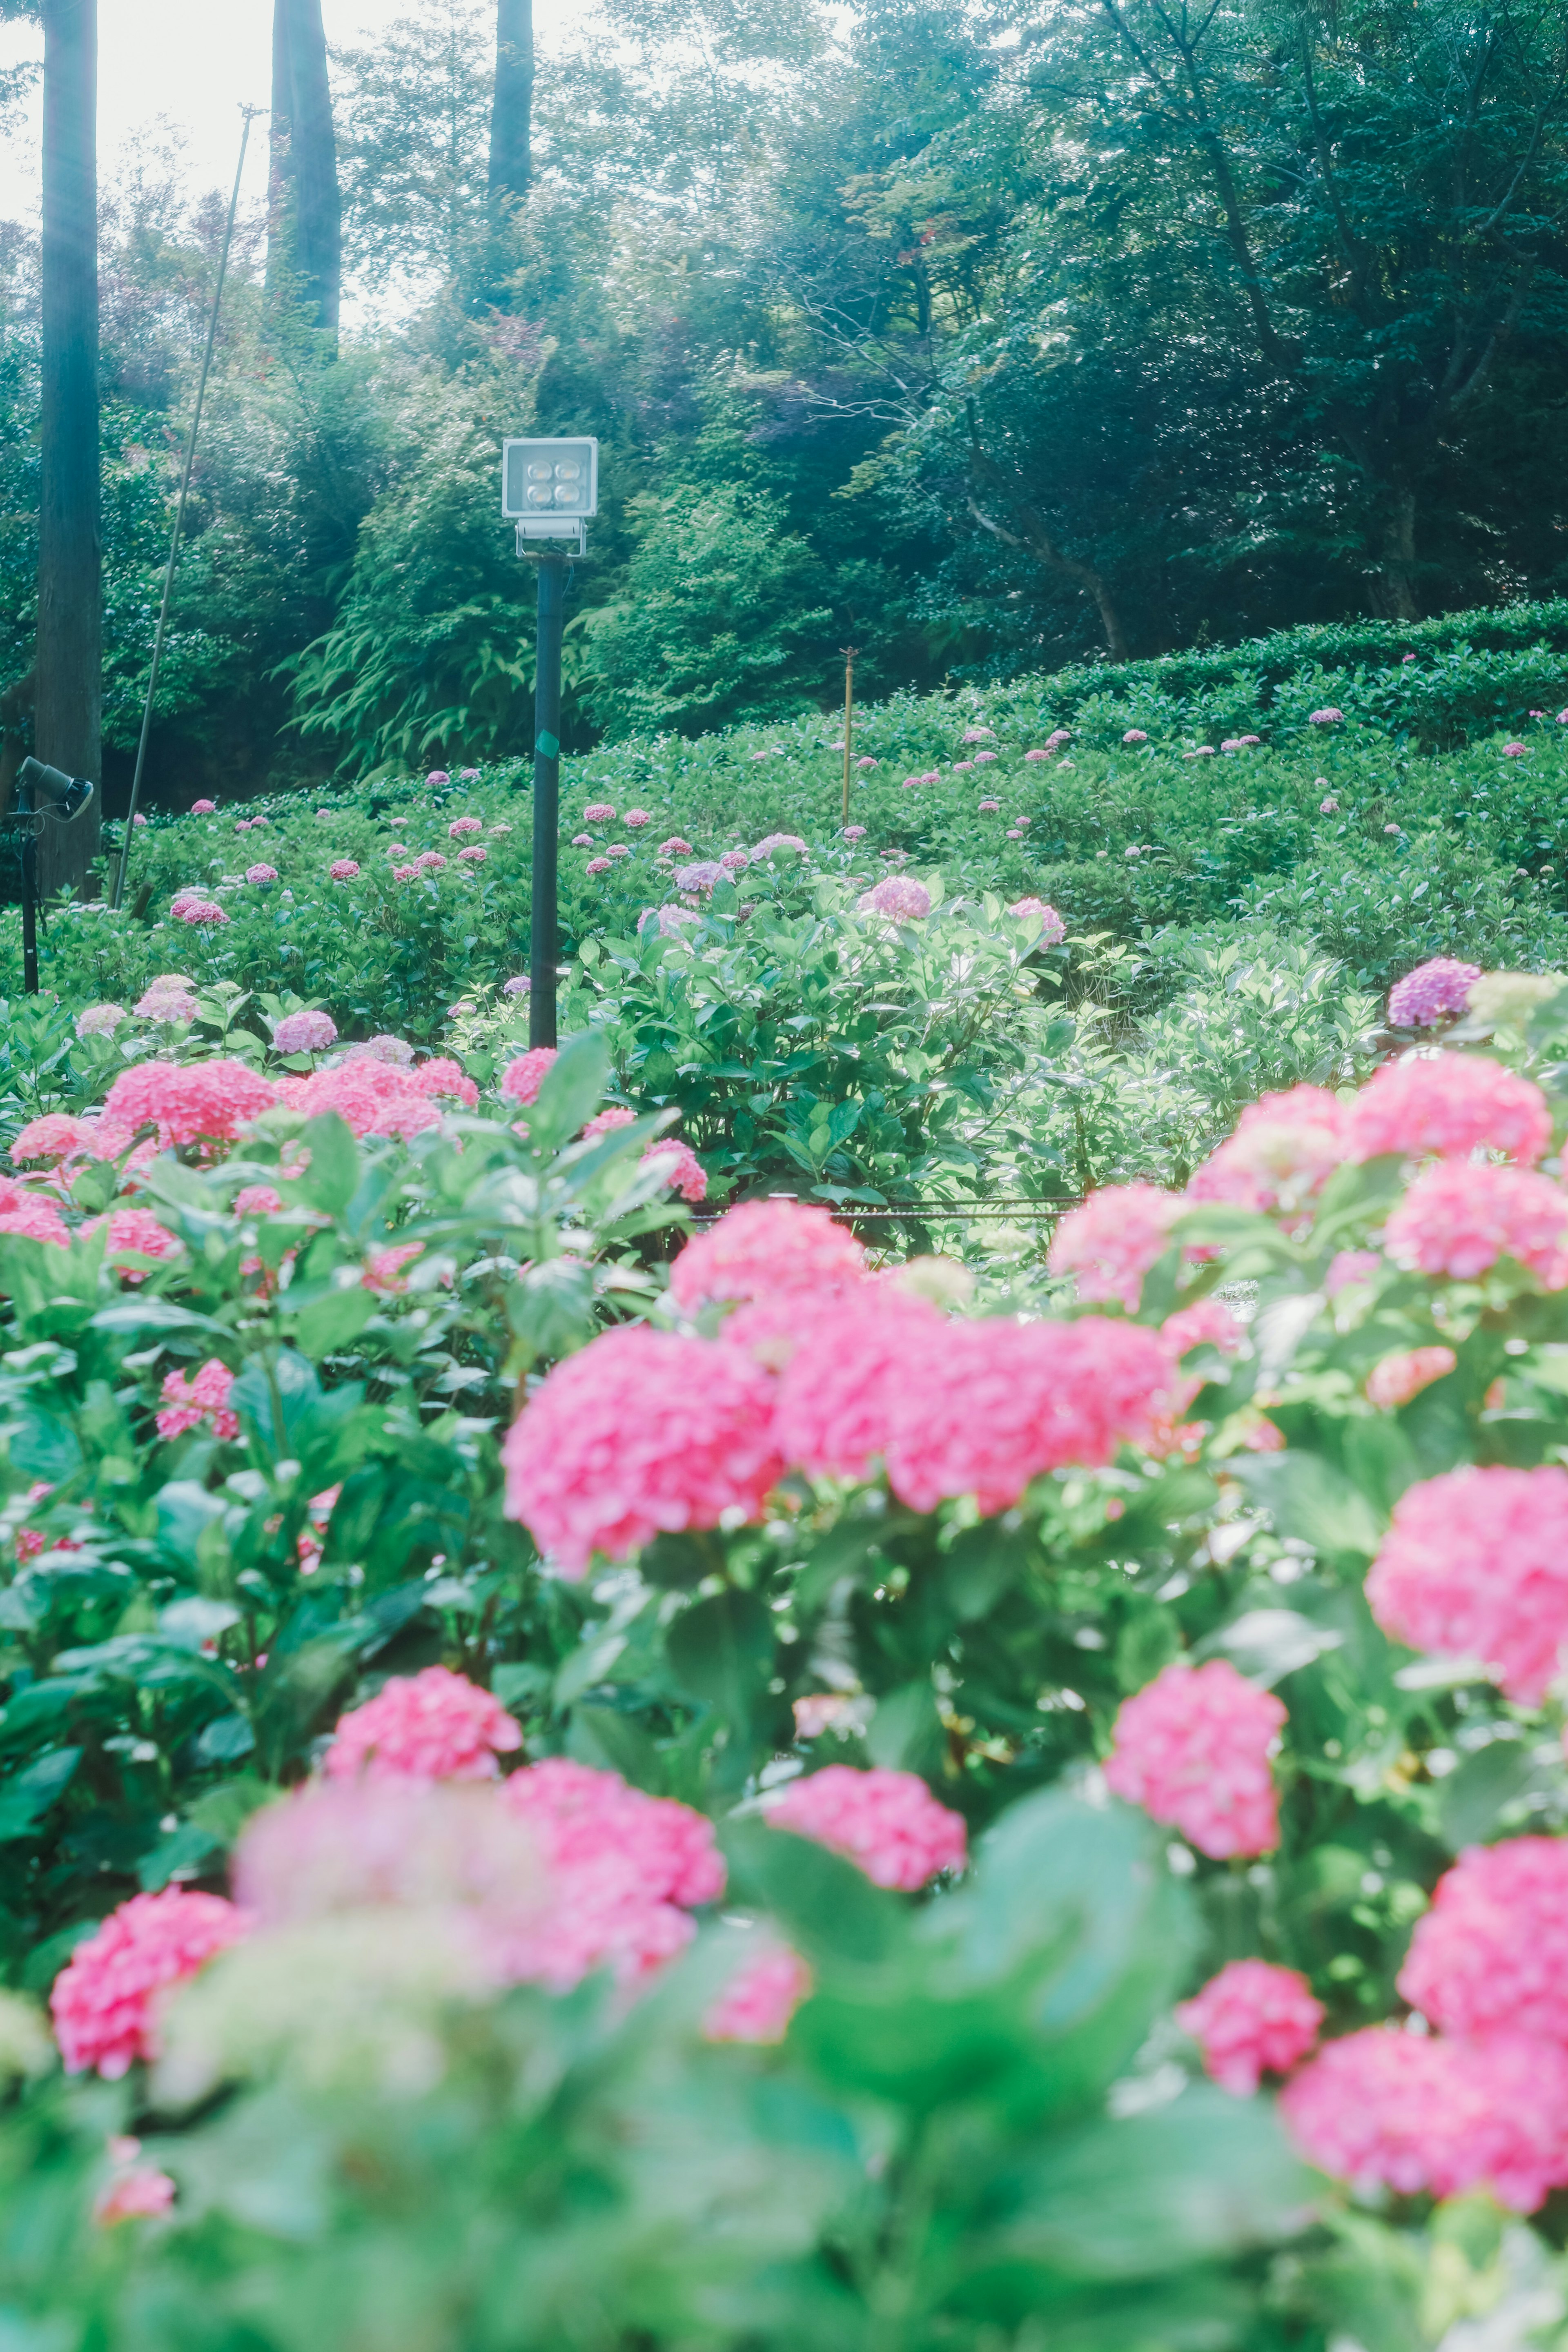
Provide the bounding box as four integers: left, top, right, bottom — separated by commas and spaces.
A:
841, 645, 857, 830
529, 554, 566, 1047
21, 833, 37, 996
112, 105, 257, 911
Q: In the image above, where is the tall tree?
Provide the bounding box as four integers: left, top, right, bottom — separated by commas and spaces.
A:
488, 0, 533, 207
268, 0, 342, 335
34, 0, 101, 893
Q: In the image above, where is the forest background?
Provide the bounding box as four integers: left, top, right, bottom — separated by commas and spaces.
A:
2, 0, 1568, 809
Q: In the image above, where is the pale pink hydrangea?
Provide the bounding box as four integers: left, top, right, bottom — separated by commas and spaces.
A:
668, 1198, 867, 1312
1319, 796, 1339, 813
658, 837, 693, 857
11, 1112, 107, 1167
415, 851, 447, 872
979, 798, 1001, 812
328, 859, 359, 881
719, 849, 750, 871
1383, 1160, 1568, 1284
1024, 748, 1050, 762
501, 1327, 783, 1574
582, 1107, 636, 1139
1387, 958, 1481, 1029
1104, 1659, 1284, 1858
1365, 1463, 1568, 1703
753, 834, 808, 858
606, 844, 631, 860
1160, 1298, 1245, 1358
843, 824, 866, 840
1347, 1054, 1551, 1166
1187, 1085, 1349, 1220
571, 833, 592, 847
426, 770, 450, 785
1281, 2026, 1568, 2212
171, 897, 228, 926
584, 802, 616, 822
134, 975, 198, 1024
881, 1315, 1174, 1514
624, 810, 651, 828
1047, 1182, 1184, 1309
457, 846, 486, 864
102, 1059, 276, 1153
235, 1184, 282, 1216
156, 1358, 238, 1441
1006, 899, 1066, 942
1308, 707, 1343, 725
1175, 1959, 1324, 2094
500, 1047, 557, 1107
650, 902, 700, 939
343, 1034, 415, 1066
448, 815, 482, 837
1399, 1837, 1568, 2043
768, 1765, 966, 1889
1504, 741, 1528, 757
858, 876, 932, 921
325, 1665, 523, 1783
190, 798, 216, 815
0, 1196, 70, 1248
1365, 1345, 1457, 1408
245, 863, 278, 885
392, 863, 419, 881
96, 2165, 177, 2225
502, 976, 531, 996
49, 1889, 251, 2076
1123, 728, 1148, 745
76, 1003, 126, 1038
96, 1208, 181, 1280
272, 1009, 338, 1055
1325, 1247, 1381, 1295
961, 725, 995, 743
412, 1056, 479, 1108
641, 1137, 708, 1202
290, 1060, 442, 1142
774, 1291, 945, 1481
586, 858, 612, 876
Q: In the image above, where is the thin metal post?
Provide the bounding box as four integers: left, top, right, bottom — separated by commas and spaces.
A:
841, 645, 857, 829
21, 835, 37, 996
529, 554, 566, 1047
112, 105, 257, 911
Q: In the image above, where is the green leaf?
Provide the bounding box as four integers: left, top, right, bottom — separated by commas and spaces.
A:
529, 1030, 612, 1145
1230, 1449, 1384, 1561
1437, 1738, 1552, 1849
1196, 1608, 1344, 1687
0, 1746, 81, 1842
665, 1588, 775, 1727
2, 1403, 82, 1484
289, 1111, 361, 1216
292, 1286, 377, 1359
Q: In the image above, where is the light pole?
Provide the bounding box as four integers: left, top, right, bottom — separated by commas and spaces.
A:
503, 436, 596, 1051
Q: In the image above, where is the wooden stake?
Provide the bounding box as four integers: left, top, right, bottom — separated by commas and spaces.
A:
841, 645, 858, 829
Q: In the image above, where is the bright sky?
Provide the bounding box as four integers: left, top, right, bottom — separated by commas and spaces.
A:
0, 0, 586, 229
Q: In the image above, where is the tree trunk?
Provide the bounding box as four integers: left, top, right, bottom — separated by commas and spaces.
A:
1376, 486, 1421, 622
267, 0, 341, 336
488, 0, 534, 206
35, 0, 101, 899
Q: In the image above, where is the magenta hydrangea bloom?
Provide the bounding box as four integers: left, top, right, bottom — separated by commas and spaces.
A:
1186, 1085, 1349, 1221
753, 833, 808, 858
287, 1060, 441, 1142
1104, 1659, 1284, 1859
858, 876, 932, 921
1281, 2026, 1568, 2212
272, 1009, 338, 1055
50, 1889, 251, 2076
1006, 898, 1066, 942
881, 1315, 1174, 1515
1047, 1182, 1185, 1310
586, 858, 612, 875
1365, 1345, 1457, 1408
411, 1057, 478, 1108
1366, 1463, 1568, 1703
97, 1207, 181, 1281
11, 1112, 107, 1167
705, 1944, 813, 2043
0, 1195, 71, 1248
325, 1665, 523, 1783
501, 1327, 783, 1574
774, 1291, 945, 1482
584, 802, 615, 821
1160, 1298, 1244, 1359
1347, 1053, 1551, 1165
156, 1358, 238, 1441
448, 815, 482, 837
328, 859, 359, 881
1387, 957, 1481, 1028
1307, 707, 1343, 725
104, 1058, 276, 1152
1399, 1837, 1568, 2043
624, 809, 651, 827
1175, 1959, 1323, 2094
1325, 1247, 1381, 1295
669, 1198, 866, 1313
170, 896, 228, 926
499, 1047, 557, 1107
244, 863, 278, 885
658, 836, 693, 857
768, 1764, 967, 1889
641, 1136, 707, 1202
1383, 1160, 1568, 1284
189, 798, 216, 815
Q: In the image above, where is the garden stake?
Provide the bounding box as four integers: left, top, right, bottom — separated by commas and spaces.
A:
841, 644, 857, 829
112, 105, 258, 911
529, 552, 567, 1046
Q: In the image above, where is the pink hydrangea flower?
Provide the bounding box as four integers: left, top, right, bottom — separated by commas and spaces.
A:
97, 1208, 181, 1281
75, 1002, 126, 1038
1187, 1085, 1349, 1220
961, 724, 995, 742
413, 1056, 479, 1108
1399, 1837, 1568, 2043
1024, 748, 1050, 761
704, 1943, 813, 2042
272, 1009, 338, 1055
0, 1196, 71, 1248
170, 897, 228, 926
415, 851, 447, 872
624, 809, 651, 827
1365, 1345, 1457, 1408
641, 1137, 707, 1202
606, 844, 631, 860
584, 802, 616, 822
719, 849, 750, 872
881, 1315, 1174, 1514
1281, 2026, 1568, 2212
1161, 1298, 1245, 1359
235, 1184, 283, 1216
1504, 741, 1528, 757
768, 1765, 966, 1889
1387, 958, 1481, 1028
773, 1291, 945, 1481
1347, 1054, 1551, 1166
156, 1358, 238, 1441
658, 837, 693, 857
1047, 1182, 1185, 1309
96, 2165, 177, 2225
978, 798, 1001, 812
843, 824, 866, 840
668, 1199, 866, 1312
328, 859, 359, 881
586, 857, 612, 875
857, 755, 878, 769
288, 1060, 441, 1142
103, 1059, 276, 1153
1006, 899, 1066, 942
1175, 1959, 1324, 2094
457, 846, 486, 864
753, 833, 808, 858
1123, 728, 1148, 745
1308, 707, 1343, 725
1104, 1660, 1285, 1859
11, 1112, 107, 1167
346, 1036, 415, 1066
1365, 1463, 1568, 1703
582, 1106, 637, 1139
501, 1047, 558, 1107
50, 1889, 251, 2076
858, 877, 932, 921
244, 863, 278, 885
392, 863, 419, 881
502, 976, 530, 996
448, 815, 483, 837
1319, 797, 1339, 813
571, 833, 592, 847
973, 750, 998, 764
1325, 1247, 1381, 1295
1383, 1160, 1568, 1284
325, 1665, 523, 1783
190, 798, 216, 815
501, 1327, 783, 1574
361, 1241, 425, 1294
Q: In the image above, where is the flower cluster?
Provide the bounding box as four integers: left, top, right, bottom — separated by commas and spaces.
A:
501, 1048, 558, 1107
1175, 1960, 1323, 2094
1399, 1838, 1568, 2043
1047, 1182, 1184, 1310
1365, 1464, 1568, 1703
50, 1889, 252, 2075
272, 1009, 339, 1054
858, 877, 932, 921
1387, 958, 1481, 1028
1186, 1086, 1348, 1220
1382, 1160, 1568, 1285
135, 975, 198, 1024
1104, 1660, 1284, 1858
1346, 1053, 1551, 1166
669, 1199, 866, 1311
156, 1358, 239, 1441
103, 1059, 276, 1154
325, 1665, 524, 1782
768, 1765, 967, 1890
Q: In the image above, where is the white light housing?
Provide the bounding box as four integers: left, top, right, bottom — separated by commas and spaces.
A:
502, 437, 598, 520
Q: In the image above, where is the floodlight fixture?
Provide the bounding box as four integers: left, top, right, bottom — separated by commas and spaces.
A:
502, 437, 598, 524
